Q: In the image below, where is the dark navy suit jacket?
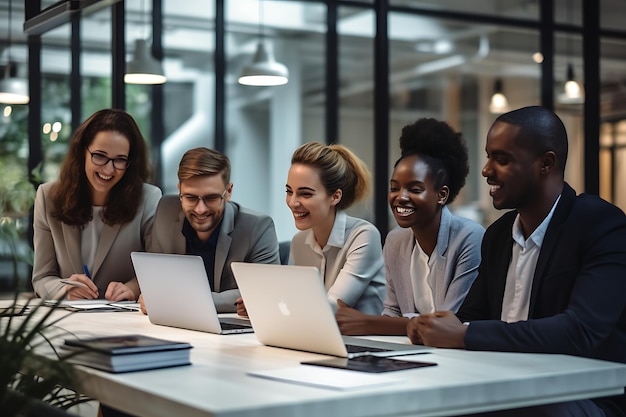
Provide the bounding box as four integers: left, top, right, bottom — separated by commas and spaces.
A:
457, 183, 626, 417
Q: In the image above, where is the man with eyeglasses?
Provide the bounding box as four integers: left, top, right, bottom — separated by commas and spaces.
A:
139, 147, 280, 314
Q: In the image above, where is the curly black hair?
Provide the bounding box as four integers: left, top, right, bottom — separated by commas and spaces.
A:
397, 118, 469, 204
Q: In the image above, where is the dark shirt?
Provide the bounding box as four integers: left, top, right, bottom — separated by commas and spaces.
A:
181, 218, 222, 291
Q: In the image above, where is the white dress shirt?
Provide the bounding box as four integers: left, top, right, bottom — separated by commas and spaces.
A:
410, 239, 436, 314
289, 211, 386, 315
501, 195, 561, 322
80, 206, 104, 275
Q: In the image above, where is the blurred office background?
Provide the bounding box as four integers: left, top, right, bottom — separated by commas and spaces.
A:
1, 0, 626, 291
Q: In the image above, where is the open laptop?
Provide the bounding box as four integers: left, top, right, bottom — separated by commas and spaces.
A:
230, 262, 432, 358
131, 252, 253, 334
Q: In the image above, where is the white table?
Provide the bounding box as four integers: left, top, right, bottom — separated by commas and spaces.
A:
14, 305, 626, 417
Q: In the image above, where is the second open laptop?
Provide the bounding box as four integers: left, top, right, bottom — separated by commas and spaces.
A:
230, 262, 432, 358
131, 252, 253, 334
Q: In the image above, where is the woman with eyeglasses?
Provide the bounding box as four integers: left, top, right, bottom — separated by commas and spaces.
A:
32, 109, 162, 301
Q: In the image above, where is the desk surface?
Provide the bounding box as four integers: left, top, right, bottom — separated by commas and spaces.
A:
12, 304, 626, 417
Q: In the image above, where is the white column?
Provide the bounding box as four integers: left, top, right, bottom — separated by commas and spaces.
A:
161, 74, 215, 194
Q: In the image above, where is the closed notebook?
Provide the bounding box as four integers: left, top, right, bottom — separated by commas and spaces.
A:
62, 334, 192, 373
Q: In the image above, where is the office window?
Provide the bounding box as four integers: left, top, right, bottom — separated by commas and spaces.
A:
600, 121, 626, 212
337, 6, 376, 225
81, 5, 113, 119
40, 24, 72, 183
600, 36, 626, 122
36, 5, 116, 183
554, 0, 582, 26
225, 0, 326, 242
600, 0, 624, 31
553, 28, 584, 193
158, 0, 215, 193
599, 33, 626, 212
387, 8, 542, 227
389, 0, 540, 20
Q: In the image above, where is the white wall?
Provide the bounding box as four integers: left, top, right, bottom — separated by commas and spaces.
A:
161, 74, 215, 195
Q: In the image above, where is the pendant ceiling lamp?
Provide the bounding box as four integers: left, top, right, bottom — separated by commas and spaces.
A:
557, 2, 583, 104
238, 0, 289, 87
125, 39, 167, 84
0, 0, 30, 105
489, 79, 510, 114
124, 0, 166, 85
558, 63, 584, 104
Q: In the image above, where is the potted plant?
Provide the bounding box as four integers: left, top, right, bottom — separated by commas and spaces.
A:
1, 106, 88, 416
1, 294, 89, 416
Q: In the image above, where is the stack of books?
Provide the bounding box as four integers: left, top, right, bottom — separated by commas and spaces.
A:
62, 334, 192, 373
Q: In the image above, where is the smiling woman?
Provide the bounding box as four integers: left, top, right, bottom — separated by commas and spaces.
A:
286, 142, 386, 316
31, 109, 162, 302
335, 119, 485, 337
84, 131, 131, 206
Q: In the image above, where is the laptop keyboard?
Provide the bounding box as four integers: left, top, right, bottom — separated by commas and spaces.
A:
220, 322, 251, 331
345, 344, 389, 354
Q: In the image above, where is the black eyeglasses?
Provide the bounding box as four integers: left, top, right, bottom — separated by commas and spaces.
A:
179, 190, 227, 207
87, 149, 129, 170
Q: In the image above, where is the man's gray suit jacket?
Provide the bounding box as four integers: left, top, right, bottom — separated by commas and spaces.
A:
148, 195, 280, 312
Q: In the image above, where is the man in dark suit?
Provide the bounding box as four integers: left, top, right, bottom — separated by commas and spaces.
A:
407, 106, 626, 417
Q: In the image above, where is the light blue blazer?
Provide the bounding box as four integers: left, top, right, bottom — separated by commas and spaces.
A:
382, 206, 484, 317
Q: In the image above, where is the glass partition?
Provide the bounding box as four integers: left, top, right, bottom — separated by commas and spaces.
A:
3, 0, 626, 252
225, 0, 326, 242
157, 0, 215, 193
40, 24, 71, 183
390, 0, 540, 20
338, 6, 376, 226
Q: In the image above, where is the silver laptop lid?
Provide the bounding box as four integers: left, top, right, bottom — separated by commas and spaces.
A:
132, 252, 246, 334
232, 262, 433, 357
231, 262, 349, 357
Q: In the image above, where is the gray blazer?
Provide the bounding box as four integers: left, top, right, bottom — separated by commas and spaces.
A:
382, 206, 484, 317
32, 182, 162, 299
148, 195, 280, 312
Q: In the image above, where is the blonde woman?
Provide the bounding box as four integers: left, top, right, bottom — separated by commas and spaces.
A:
286, 142, 385, 315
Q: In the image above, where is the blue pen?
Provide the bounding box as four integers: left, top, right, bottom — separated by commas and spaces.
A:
83, 264, 91, 279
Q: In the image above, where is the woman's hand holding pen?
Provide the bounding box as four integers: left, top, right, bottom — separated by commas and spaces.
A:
63, 273, 99, 300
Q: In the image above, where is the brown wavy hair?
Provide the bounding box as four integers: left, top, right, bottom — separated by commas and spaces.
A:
291, 142, 371, 211
50, 109, 150, 226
